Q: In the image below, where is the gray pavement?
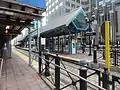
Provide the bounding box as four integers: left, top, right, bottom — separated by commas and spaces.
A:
0, 50, 51, 90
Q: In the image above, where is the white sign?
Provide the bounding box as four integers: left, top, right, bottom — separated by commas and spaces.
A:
41, 38, 46, 45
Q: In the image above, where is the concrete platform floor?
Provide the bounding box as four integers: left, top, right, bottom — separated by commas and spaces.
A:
0, 52, 51, 90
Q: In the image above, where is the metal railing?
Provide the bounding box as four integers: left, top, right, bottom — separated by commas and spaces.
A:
39, 52, 105, 90
15, 46, 120, 90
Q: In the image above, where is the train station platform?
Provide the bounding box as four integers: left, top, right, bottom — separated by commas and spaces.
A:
0, 51, 50, 90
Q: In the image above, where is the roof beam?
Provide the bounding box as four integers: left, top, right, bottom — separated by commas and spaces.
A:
0, 19, 24, 26
0, 6, 42, 20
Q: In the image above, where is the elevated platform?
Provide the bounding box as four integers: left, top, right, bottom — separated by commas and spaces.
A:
0, 0, 45, 48
0, 52, 50, 90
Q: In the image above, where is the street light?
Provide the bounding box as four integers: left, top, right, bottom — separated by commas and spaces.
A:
85, 15, 95, 56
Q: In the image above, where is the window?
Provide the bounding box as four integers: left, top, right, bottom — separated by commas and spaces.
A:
52, 8, 55, 12
46, 13, 48, 16
49, 0, 51, 3
71, 4, 75, 8
76, 0, 80, 3
66, 8, 70, 13
65, 1, 70, 6
49, 5, 51, 9
81, 1, 89, 5
46, 2, 48, 6
55, 5, 58, 10
55, 0, 58, 3
46, 7, 48, 11
49, 11, 51, 15
77, 6, 79, 8
83, 7, 89, 11
60, 2, 63, 7
52, 2, 55, 6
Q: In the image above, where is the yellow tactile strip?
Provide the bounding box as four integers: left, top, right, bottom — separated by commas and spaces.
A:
48, 53, 80, 62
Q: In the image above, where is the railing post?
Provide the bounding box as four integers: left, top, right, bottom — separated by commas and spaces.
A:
93, 47, 97, 63
112, 75, 115, 90
88, 36, 92, 56
39, 36, 42, 74
114, 49, 117, 66
97, 71, 101, 87
55, 54, 60, 90
103, 46, 105, 60
28, 27, 32, 66
44, 51, 50, 76
102, 67, 109, 89
79, 67, 87, 90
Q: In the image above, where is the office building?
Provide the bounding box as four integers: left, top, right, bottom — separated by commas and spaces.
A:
46, 0, 81, 22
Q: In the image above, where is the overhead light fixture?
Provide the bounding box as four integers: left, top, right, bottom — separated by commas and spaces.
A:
6, 25, 10, 30
5, 29, 8, 34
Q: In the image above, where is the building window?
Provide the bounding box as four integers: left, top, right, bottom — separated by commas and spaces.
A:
76, 0, 80, 3
49, 11, 51, 15
81, 1, 89, 5
60, 2, 63, 7
46, 2, 48, 6
46, 7, 48, 11
46, 13, 48, 16
65, 1, 70, 6
52, 8, 55, 12
71, 4, 75, 8
55, 5, 58, 10
49, 5, 51, 9
77, 6, 79, 8
52, 2, 55, 6
83, 7, 89, 11
55, 0, 58, 3
66, 8, 70, 13
49, 0, 51, 3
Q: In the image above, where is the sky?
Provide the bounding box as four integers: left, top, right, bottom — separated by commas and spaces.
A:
16, 0, 46, 8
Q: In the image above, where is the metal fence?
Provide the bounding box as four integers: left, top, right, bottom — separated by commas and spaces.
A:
15, 46, 120, 90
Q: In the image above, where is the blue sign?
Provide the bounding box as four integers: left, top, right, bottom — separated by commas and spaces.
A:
16, 0, 46, 8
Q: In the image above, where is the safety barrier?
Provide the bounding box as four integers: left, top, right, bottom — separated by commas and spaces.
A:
16, 46, 120, 90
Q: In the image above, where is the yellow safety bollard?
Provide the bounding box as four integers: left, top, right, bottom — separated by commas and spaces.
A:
105, 21, 110, 72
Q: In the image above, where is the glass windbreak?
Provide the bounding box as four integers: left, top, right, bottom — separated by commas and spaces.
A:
72, 11, 88, 30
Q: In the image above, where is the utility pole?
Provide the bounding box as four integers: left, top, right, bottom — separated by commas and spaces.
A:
94, 0, 99, 47
111, 0, 116, 45
28, 27, 32, 66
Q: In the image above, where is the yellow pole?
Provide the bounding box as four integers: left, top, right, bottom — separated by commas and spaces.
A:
105, 21, 110, 72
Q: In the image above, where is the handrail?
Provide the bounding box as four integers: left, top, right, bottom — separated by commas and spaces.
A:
15, 47, 120, 90
38, 55, 106, 90
16, 47, 105, 90
0, 58, 3, 78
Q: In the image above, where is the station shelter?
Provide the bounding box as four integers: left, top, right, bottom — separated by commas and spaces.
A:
40, 7, 92, 54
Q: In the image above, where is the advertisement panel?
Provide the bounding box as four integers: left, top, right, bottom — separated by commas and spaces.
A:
16, 0, 46, 8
